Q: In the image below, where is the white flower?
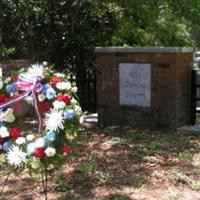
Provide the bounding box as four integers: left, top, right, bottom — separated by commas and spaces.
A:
53, 73, 64, 77
45, 109, 64, 132
0, 126, 9, 138
74, 105, 82, 114
45, 147, 56, 157
6, 145, 27, 168
10, 91, 19, 97
27, 64, 45, 81
0, 80, 3, 90
56, 82, 71, 90
4, 77, 11, 84
16, 137, 26, 145
25, 96, 33, 104
10, 92, 15, 97
71, 86, 78, 93
38, 93, 46, 102
79, 116, 85, 125
42, 61, 48, 66
26, 134, 35, 141
71, 98, 78, 104
53, 100, 65, 110
35, 138, 45, 148
1, 108, 15, 123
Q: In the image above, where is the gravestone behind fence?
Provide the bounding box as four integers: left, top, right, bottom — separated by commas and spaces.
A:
95, 47, 194, 129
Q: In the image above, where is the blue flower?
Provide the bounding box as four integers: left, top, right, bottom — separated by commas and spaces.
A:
27, 143, 35, 155
6, 83, 17, 93
36, 83, 43, 93
43, 84, 56, 100
46, 88, 56, 100
43, 84, 51, 95
64, 109, 75, 120
3, 141, 11, 152
45, 131, 56, 142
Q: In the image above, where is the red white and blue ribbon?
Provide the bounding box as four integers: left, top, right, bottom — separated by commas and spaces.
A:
0, 72, 43, 133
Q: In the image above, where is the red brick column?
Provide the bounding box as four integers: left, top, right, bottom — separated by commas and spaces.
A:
0, 59, 30, 77
95, 47, 194, 129
0, 59, 30, 116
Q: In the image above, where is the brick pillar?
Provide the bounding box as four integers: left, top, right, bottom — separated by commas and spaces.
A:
0, 59, 30, 77
0, 59, 30, 116
95, 47, 194, 129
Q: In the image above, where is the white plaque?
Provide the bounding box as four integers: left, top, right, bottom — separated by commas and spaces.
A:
119, 63, 151, 107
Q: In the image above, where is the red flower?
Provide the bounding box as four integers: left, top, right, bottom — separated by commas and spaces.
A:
0, 94, 8, 104
51, 76, 62, 83
57, 94, 71, 105
50, 76, 62, 87
10, 128, 21, 139
60, 146, 72, 154
0, 136, 4, 144
33, 148, 45, 159
40, 101, 51, 112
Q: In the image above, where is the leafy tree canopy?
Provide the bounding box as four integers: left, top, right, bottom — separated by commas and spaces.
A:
111, 0, 197, 46
1, 0, 199, 60
1, 0, 200, 110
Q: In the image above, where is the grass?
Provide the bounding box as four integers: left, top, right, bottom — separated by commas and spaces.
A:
1, 127, 200, 199
164, 190, 179, 200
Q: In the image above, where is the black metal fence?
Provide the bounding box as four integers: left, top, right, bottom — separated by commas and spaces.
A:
191, 69, 200, 124
69, 74, 96, 113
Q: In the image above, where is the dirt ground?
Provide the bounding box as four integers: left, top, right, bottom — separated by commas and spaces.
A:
1, 127, 200, 200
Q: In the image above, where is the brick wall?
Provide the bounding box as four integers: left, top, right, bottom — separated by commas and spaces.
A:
0, 60, 30, 116
96, 47, 194, 129
0, 59, 30, 77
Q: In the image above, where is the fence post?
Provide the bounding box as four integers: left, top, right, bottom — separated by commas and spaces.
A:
191, 69, 196, 125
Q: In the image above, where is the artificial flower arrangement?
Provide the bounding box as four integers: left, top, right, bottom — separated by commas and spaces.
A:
0, 62, 82, 179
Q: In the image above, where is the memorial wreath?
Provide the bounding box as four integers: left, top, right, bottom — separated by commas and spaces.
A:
0, 62, 82, 177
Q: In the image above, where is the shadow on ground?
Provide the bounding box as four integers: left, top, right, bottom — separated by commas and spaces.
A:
54, 127, 200, 200
2, 126, 200, 200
